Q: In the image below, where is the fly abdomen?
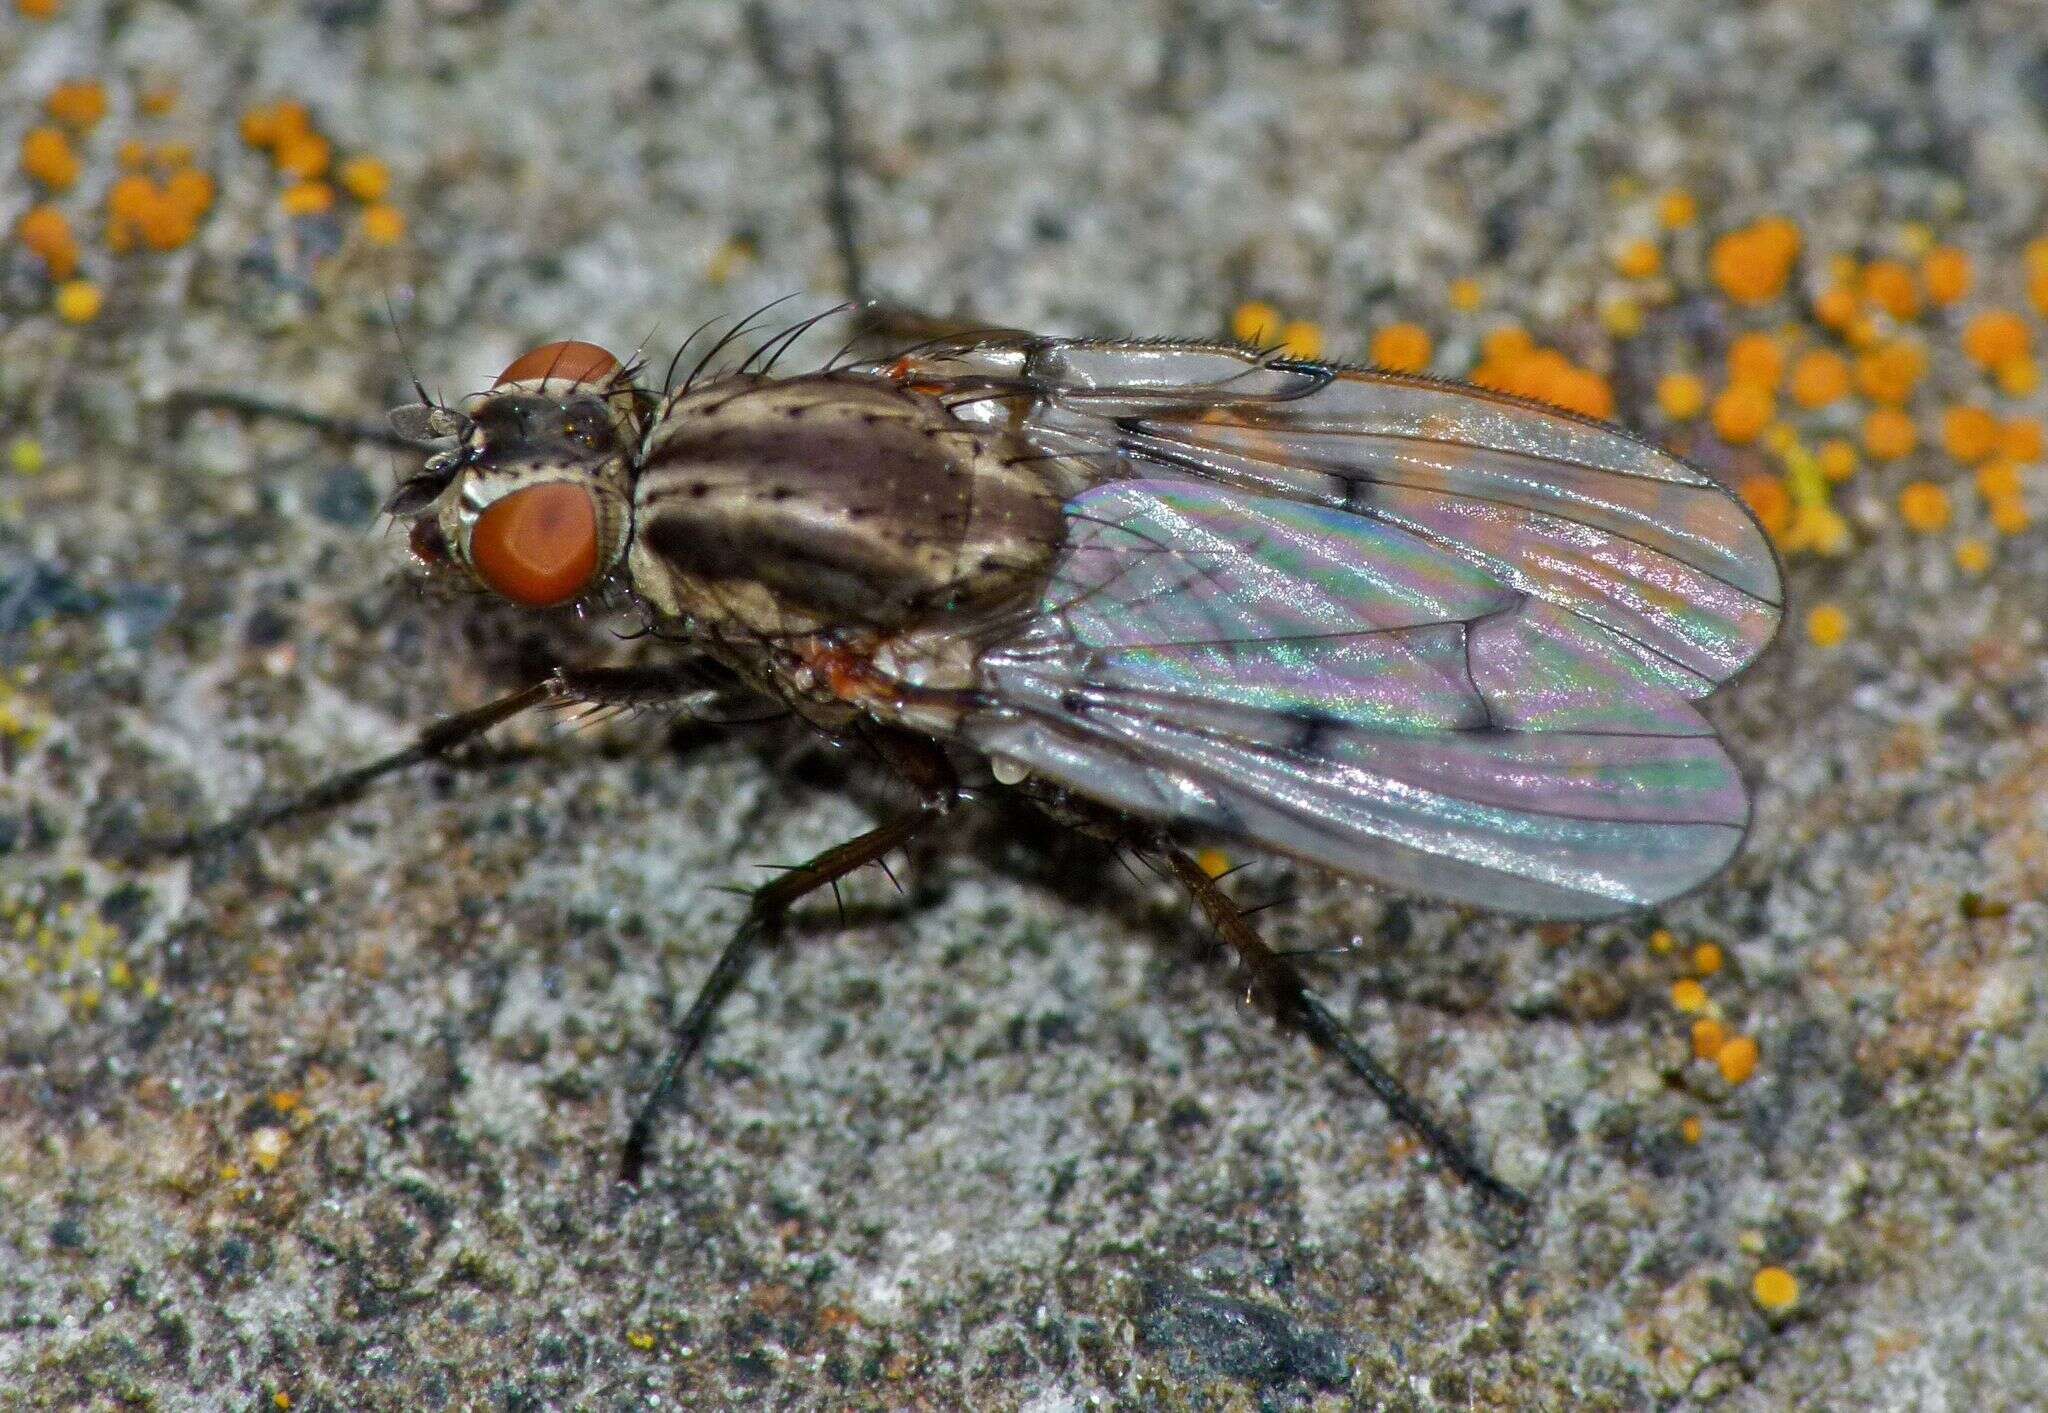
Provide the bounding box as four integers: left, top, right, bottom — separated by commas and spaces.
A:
627, 374, 1065, 638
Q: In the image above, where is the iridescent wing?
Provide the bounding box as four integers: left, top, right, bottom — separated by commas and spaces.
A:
919, 339, 1783, 920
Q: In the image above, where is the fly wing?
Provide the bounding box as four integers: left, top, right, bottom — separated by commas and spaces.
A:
909, 337, 1782, 699
965, 477, 1759, 920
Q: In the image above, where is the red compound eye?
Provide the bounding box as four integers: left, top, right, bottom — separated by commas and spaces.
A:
470, 483, 599, 607
494, 340, 621, 388
408, 516, 450, 566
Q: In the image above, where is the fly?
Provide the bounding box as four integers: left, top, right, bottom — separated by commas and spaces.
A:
145, 318, 1785, 1213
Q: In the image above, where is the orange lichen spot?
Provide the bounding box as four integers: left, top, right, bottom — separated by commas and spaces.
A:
1279, 319, 1323, 360
45, 80, 109, 130
17, 0, 63, 17
1739, 473, 1792, 539
54, 279, 102, 323
1670, 978, 1708, 1014
268, 1089, 302, 1114
1752, 1266, 1799, 1313
1692, 942, 1724, 976
1921, 246, 1971, 306
1896, 479, 1951, 532
281, 180, 335, 216
1370, 322, 1431, 373
1710, 217, 1801, 306
240, 103, 282, 149
1974, 459, 2023, 503
15, 204, 78, 280
471, 483, 601, 607
1816, 438, 1857, 483
154, 140, 195, 168
2026, 265, 2048, 320
339, 154, 392, 203
1679, 1115, 1704, 1144
1999, 418, 2043, 464
1995, 358, 2039, 397
1844, 315, 1883, 350
1657, 189, 1698, 230
1727, 332, 1784, 390
1690, 1017, 1727, 1061
1649, 927, 1676, 954
1231, 300, 1280, 345
140, 85, 179, 117
1546, 365, 1615, 421
1600, 298, 1643, 338
1989, 495, 2030, 536
276, 130, 332, 180
1960, 309, 2029, 370
1613, 237, 1661, 279
360, 203, 406, 246
1447, 277, 1482, 312
117, 138, 149, 170
1716, 1034, 1760, 1085
1480, 324, 1534, 365
1855, 340, 1927, 406
1940, 405, 2000, 464
1787, 349, 1850, 409
1657, 372, 1706, 421
1953, 538, 1992, 575
1811, 285, 1858, 332
1712, 383, 1773, 445
1860, 259, 1919, 321
21, 126, 82, 191
2028, 236, 2048, 278
1195, 848, 1232, 879
164, 166, 215, 218
1805, 602, 1848, 648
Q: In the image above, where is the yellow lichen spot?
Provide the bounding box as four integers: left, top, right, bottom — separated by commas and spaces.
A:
269, 1089, 302, 1114
1279, 319, 1323, 360
360, 203, 406, 246
45, 80, 109, 130
1896, 479, 1950, 531
338, 154, 391, 202
1860, 259, 1920, 321
1727, 332, 1784, 391
275, 130, 332, 180
108, 959, 133, 988
1447, 277, 1482, 312
15, 204, 79, 280
1998, 418, 2043, 464
54, 279, 102, 323
1716, 1034, 1760, 1084
1670, 978, 1708, 1014
1752, 1266, 1799, 1313
1960, 310, 2030, 370
1921, 246, 1971, 306
1195, 848, 1231, 879
239, 103, 281, 149
1940, 405, 2000, 465
1786, 349, 1849, 409
1657, 189, 1697, 230
9, 437, 46, 474
1805, 602, 1848, 648
1953, 538, 1992, 575
1231, 300, 1281, 345
1710, 218, 1801, 306
1690, 1017, 1727, 1061
1862, 407, 1918, 463
1811, 285, 1858, 332
1613, 237, 1661, 280
1369, 322, 1430, 373
218, 1163, 241, 1183
1657, 372, 1706, 421
21, 126, 82, 192
1855, 339, 1927, 406
1995, 357, 2039, 397
249, 1126, 290, 1173
1739, 473, 1792, 539
281, 180, 335, 216
1896, 221, 1935, 258
1989, 495, 2030, 536
1679, 1115, 1704, 1144
1649, 928, 1676, 954
626, 1330, 657, 1351
1600, 298, 1643, 338
1712, 383, 1773, 445
1692, 942, 1724, 976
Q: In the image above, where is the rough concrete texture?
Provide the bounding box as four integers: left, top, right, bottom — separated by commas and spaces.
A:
4, 1, 2047, 1408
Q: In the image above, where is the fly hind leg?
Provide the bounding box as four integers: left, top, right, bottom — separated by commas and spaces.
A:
1161, 846, 1531, 1217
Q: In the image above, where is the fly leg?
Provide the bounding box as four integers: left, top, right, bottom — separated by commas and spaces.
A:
1161, 847, 1531, 1215
122, 663, 719, 861
620, 791, 952, 1186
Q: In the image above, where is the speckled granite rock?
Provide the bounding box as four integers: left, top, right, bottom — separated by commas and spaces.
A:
3, 2, 2045, 1408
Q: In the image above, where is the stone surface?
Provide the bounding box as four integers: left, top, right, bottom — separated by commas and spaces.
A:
3, 1, 2045, 1408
